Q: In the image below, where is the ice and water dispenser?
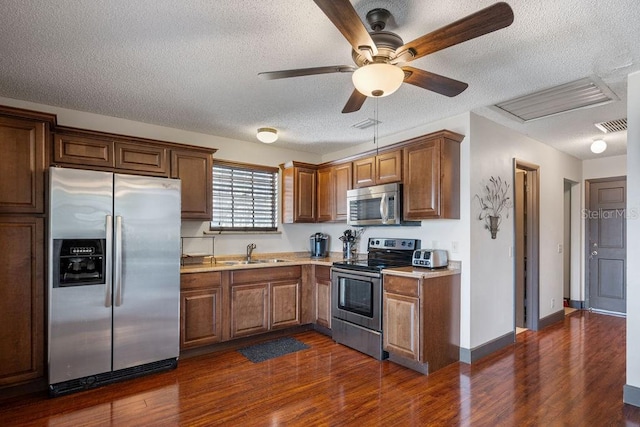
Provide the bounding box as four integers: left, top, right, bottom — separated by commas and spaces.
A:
53, 239, 106, 287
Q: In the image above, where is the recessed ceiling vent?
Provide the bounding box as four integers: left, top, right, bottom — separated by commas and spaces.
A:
352, 118, 380, 130
493, 77, 618, 122
595, 118, 627, 133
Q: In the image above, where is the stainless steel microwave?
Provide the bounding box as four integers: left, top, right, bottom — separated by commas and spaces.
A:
347, 183, 404, 226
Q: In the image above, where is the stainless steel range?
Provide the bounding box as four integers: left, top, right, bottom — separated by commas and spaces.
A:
331, 237, 420, 360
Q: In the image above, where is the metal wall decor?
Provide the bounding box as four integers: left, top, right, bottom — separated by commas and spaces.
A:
474, 176, 512, 239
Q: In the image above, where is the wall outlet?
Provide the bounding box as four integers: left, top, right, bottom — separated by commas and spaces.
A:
551, 298, 556, 308
557, 244, 563, 254
451, 241, 459, 253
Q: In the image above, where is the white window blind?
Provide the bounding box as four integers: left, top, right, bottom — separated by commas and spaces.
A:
211, 161, 278, 231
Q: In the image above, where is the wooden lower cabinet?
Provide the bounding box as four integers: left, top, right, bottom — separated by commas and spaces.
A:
383, 272, 460, 374
229, 266, 302, 339
314, 266, 331, 329
180, 271, 222, 349
0, 216, 44, 388
231, 283, 269, 338
270, 280, 300, 329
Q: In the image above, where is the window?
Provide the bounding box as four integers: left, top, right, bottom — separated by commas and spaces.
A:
211, 160, 279, 231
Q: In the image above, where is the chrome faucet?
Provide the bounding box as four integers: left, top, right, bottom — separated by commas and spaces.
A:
246, 243, 256, 262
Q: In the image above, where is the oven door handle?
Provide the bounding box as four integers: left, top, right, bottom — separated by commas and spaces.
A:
332, 267, 381, 279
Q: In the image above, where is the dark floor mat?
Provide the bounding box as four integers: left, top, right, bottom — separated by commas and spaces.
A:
238, 337, 310, 363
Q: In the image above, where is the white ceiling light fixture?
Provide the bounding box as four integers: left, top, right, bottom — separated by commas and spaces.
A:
590, 139, 607, 154
257, 127, 278, 143
352, 63, 404, 97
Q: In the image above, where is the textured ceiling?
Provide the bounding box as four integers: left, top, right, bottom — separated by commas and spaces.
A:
1, 0, 638, 159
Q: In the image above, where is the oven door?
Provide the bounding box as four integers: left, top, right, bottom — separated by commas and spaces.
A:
331, 267, 382, 332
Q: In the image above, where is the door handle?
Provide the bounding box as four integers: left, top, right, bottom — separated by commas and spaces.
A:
105, 215, 113, 308
114, 215, 123, 306
380, 194, 388, 223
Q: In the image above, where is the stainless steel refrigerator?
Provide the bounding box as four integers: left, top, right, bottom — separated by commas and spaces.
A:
48, 167, 181, 396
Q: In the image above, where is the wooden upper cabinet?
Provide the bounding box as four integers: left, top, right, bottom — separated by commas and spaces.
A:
333, 162, 352, 221
376, 150, 402, 184
281, 162, 317, 223
0, 115, 48, 214
403, 131, 462, 220
115, 142, 168, 176
171, 150, 213, 220
317, 162, 352, 222
316, 167, 334, 222
353, 150, 402, 188
353, 156, 376, 188
54, 133, 114, 169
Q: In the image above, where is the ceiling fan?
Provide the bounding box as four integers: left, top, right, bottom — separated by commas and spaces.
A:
259, 0, 514, 113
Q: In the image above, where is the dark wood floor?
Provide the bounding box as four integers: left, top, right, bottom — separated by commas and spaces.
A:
2, 310, 640, 426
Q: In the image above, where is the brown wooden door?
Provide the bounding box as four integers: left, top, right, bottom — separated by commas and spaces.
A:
316, 167, 333, 222
0, 116, 46, 214
294, 167, 316, 222
403, 140, 440, 219
334, 163, 352, 221
171, 150, 212, 220
587, 177, 627, 313
0, 217, 44, 386
376, 150, 402, 184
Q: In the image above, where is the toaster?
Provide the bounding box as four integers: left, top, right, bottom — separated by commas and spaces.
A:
412, 249, 449, 268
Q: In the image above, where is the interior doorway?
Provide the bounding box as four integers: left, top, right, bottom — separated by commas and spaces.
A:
514, 160, 540, 330
586, 177, 627, 314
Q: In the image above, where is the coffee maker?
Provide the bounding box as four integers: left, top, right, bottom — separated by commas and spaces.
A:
309, 232, 329, 258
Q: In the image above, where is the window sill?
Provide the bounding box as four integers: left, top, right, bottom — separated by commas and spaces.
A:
204, 230, 282, 235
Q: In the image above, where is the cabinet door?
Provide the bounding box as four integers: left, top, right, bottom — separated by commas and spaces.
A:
316, 167, 334, 222
0, 217, 44, 387
231, 283, 269, 338
353, 156, 376, 188
403, 140, 441, 219
171, 150, 213, 220
54, 133, 114, 169
376, 150, 402, 184
315, 277, 332, 329
116, 142, 169, 176
333, 163, 352, 221
0, 117, 46, 214
270, 280, 300, 329
383, 291, 420, 361
295, 167, 317, 222
180, 287, 222, 349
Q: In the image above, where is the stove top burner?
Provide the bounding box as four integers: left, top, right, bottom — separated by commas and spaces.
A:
332, 237, 421, 273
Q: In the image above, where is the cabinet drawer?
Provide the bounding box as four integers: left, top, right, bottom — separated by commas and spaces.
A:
115, 142, 169, 176
54, 134, 114, 168
180, 271, 222, 290
383, 275, 420, 297
231, 266, 302, 285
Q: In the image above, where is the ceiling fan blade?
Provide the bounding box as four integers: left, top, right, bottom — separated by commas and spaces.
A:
402, 66, 468, 97
259, 65, 356, 80
395, 2, 514, 62
342, 89, 367, 113
313, 0, 378, 60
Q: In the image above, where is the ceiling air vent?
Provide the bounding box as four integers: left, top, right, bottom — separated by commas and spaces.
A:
493, 77, 618, 122
595, 118, 627, 133
352, 118, 380, 130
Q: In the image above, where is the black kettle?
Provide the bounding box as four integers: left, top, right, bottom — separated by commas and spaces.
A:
310, 232, 329, 258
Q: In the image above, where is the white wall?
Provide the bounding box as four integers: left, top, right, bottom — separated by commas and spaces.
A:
583, 155, 627, 179
626, 71, 640, 392
469, 113, 582, 348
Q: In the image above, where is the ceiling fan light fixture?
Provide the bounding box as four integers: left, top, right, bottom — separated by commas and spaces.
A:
590, 139, 607, 154
352, 63, 404, 97
257, 127, 278, 143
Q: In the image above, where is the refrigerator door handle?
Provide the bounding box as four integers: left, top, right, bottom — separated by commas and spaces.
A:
114, 215, 123, 306
105, 215, 113, 308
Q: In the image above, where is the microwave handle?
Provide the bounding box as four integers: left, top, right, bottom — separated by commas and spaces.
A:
380, 193, 389, 223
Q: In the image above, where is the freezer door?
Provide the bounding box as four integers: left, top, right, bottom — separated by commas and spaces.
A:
113, 174, 181, 370
48, 168, 114, 384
